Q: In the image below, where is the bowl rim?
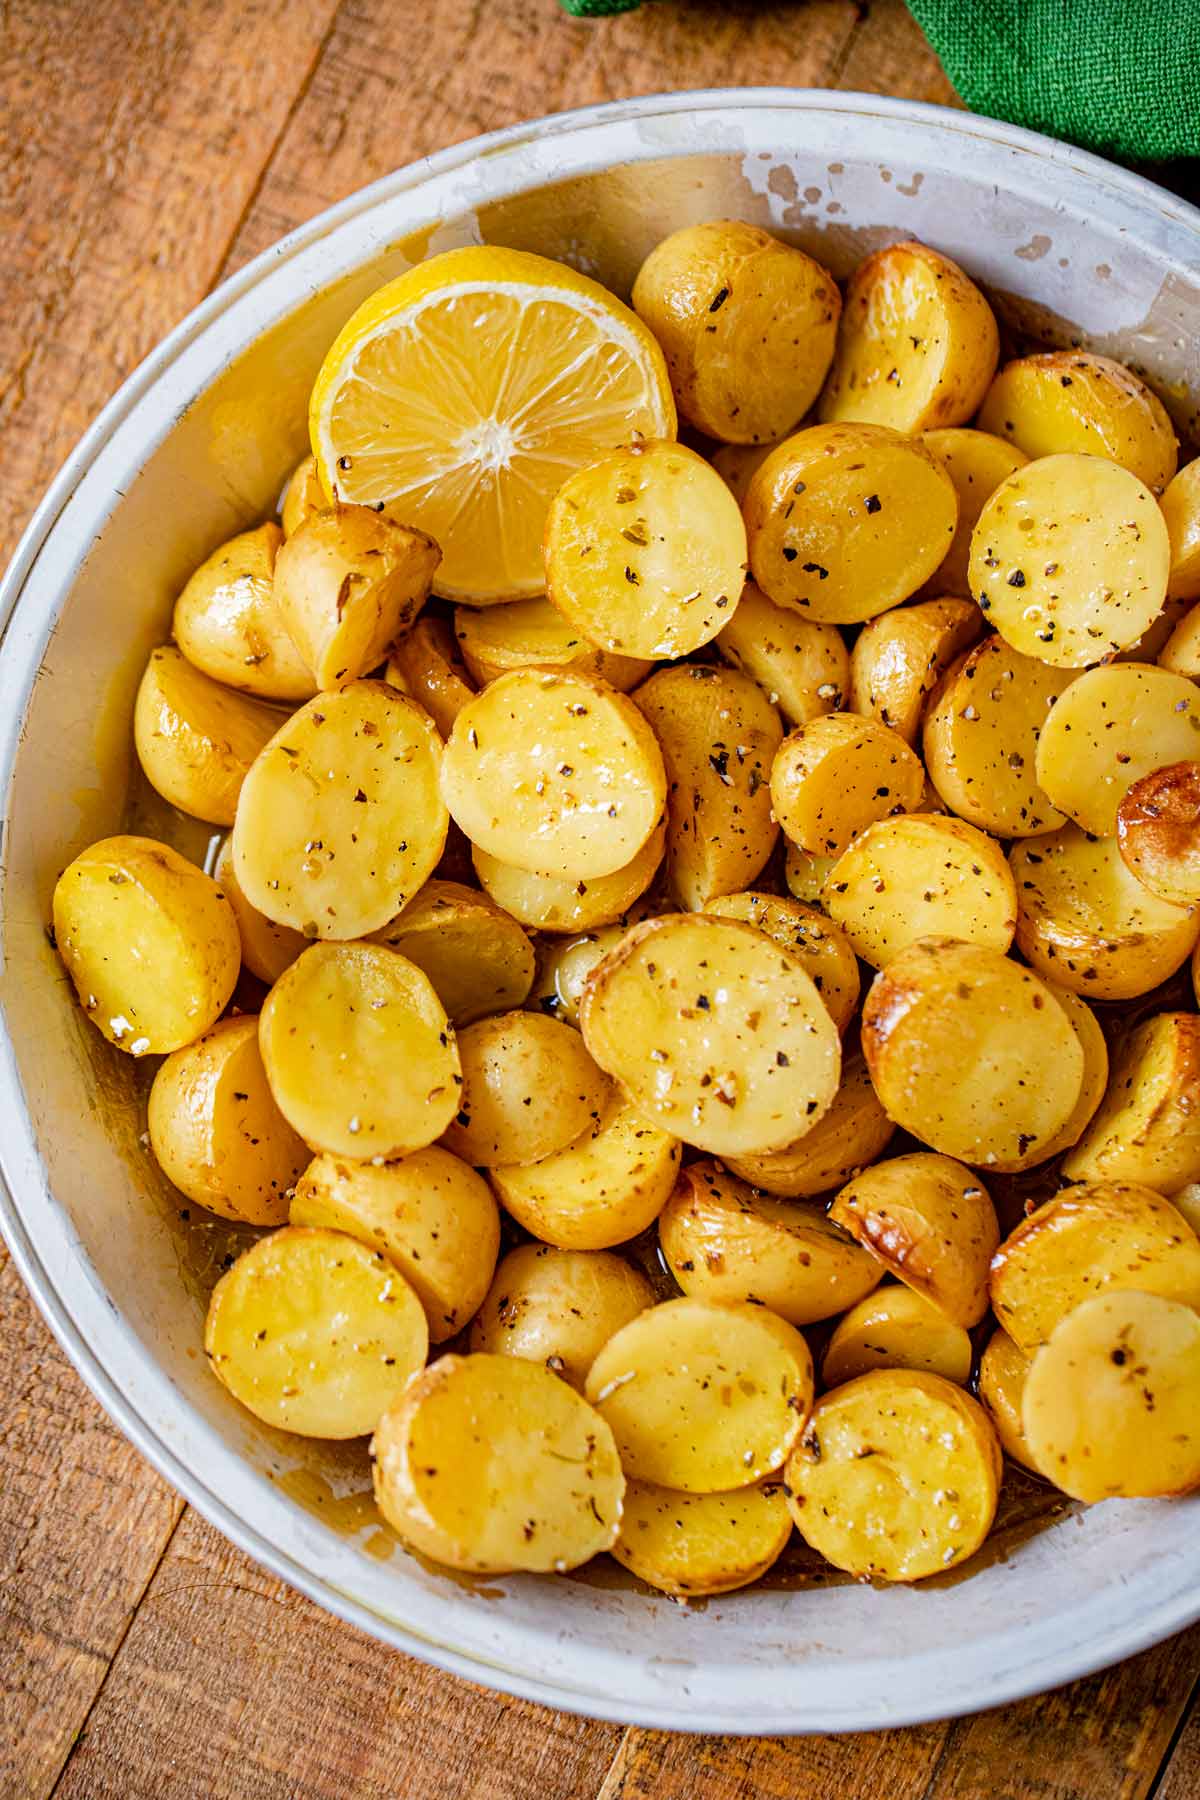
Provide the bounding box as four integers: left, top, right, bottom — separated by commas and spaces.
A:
2, 87, 1200, 1735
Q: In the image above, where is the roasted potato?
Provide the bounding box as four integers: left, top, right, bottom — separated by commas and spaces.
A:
212, 835, 305, 985
849, 597, 982, 746
173, 523, 316, 702
723, 1049, 895, 1198
1116, 760, 1200, 906
441, 1010, 611, 1167
468, 1244, 654, 1389
472, 820, 665, 934
770, 712, 925, 858
821, 1285, 974, 1387
920, 429, 1029, 598
977, 350, 1178, 494
1061, 1012, 1200, 1190
1172, 1184, 1200, 1238
704, 891, 860, 1032
710, 441, 775, 506
977, 1329, 1038, 1471
385, 613, 476, 740
783, 839, 840, 906
1035, 983, 1109, 1161
453, 597, 651, 692
369, 879, 535, 1025
1161, 457, 1200, 600
1158, 601, 1200, 677
280, 453, 324, 537
1034, 662, 1200, 836
613, 1478, 793, 1598
53, 835, 240, 1055
529, 921, 640, 1027
818, 241, 999, 434
134, 645, 284, 826
715, 581, 849, 727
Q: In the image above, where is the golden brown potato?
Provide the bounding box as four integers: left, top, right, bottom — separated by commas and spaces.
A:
452, 597, 651, 693
544, 440, 748, 659
280, 453, 324, 537
819, 241, 999, 433
977, 1329, 1038, 1471
704, 891, 860, 1032
770, 712, 925, 858
580, 914, 841, 1157
1010, 825, 1200, 1001
862, 937, 1085, 1170
849, 597, 982, 745
612, 1479, 793, 1598
977, 350, 1178, 494
969, 453, 1170, 668
529, 921, 642, 1027
1116, 761, 1200, 906
369, 879, 535, 1025
920, 429, 1029, 598
1161, 457, 1200, 600
823, 812, 1016, 969
821, 1286, 974, 1387
134, 645, 284, 827
632, 665, 781, 910
1035, 983, 1110, 1161
744, 423, 958, 625
472, 821, 665, 934
1158, 601, 1200, 677
53, 835, 240, 1055
173, 523, 316, 702
783, 839, 840, 906
723, 1049, 895, 1198
273, 505, 440, 690
290, 1146, 499, 1341
829, 1152, 999, 1328
385, 613, 476, 740
632, 220, 840, 443
990, 1179, 1200, 1355
1034, 663, 1200, 836
710, 441, 776, 506
440, 1010, 611, 1167
212, 835, 305, 985
715, 580, 849, 727
468, 1244, 653, 1389
1061, 1012, 1200, 1191
1173, 1184, 1200, 1238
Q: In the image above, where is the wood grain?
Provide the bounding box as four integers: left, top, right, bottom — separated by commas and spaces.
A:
1155, 1688, 1200, 1800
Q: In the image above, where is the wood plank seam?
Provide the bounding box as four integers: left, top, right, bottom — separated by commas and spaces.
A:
1145, 1678, 1200, 1800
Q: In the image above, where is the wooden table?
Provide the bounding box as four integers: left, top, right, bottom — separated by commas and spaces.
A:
2, 2, 1199, 1793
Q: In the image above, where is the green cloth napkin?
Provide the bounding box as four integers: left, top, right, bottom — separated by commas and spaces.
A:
557, 0, 1200, 163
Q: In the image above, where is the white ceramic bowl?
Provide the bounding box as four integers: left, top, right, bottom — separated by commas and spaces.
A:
2, 91, 1199, 1735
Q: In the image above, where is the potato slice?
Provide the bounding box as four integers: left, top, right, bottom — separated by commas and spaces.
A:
441, 669, 666, 880
1034, 663, 1200, 836
468, 1244, 653, 1390
920, 429, 1029, 598
1061, 1012, 1200, 1190
580, 914, 841, 1157
1158, 601, 1200, 677
632, 220, 840, 444
977, 351, 1178, 494
968, 454, 1170, 668
205, 1226, 428, 1438
632, 665, 781, 910
715, 580, 848, 727
862, 938, 1084, 1170
1035, 983, 1109, 1161
744, 423, 958, 625
704, 891, 860, 1032
819, 242, 998, 433
659, 1162, 881, 1326
290, 1146, 499, 1342
710, 441, 775, 506
823, 812, 1016, 969
259, 943, 460, 1159
489, 1092, 679, 1251
368, 879, 534, 1026
52, 835, 240, 1055
829, 1152, 999, 1327
1172, 1184, 1200, 1238
472, 821, 665, 934
724, 1049, 895, 1198
273, 505, 439, 690
849, 597, 982, 746
281, 453, 324, 537
1010, 825, 1199, 1000
529, 922, 639, 1027
372, 1354, 623, 1573
821, 1286, 973, 1387
922, 635, 1074, 836
990, 1179, 1200, 1355
1022, 1291, 1200, 1500
212, 835, 305, 985
232, 681, 447, 940
149, 1016, 308, 1226
770, 712, 924, 859
544, 440, 747, 659
440, 1010, 611, 1168
585, 1296, 812, 1491
134, 645, 284, 827
1161, 457, 1200, 600
453, 597, 651, 693
613, 1479, 793, 1598
385, 613, 475, 741
977, 1328, 1038, 1470
785, 1370, 1001, 1581
1116, 760, 1200, 906
173, 523, 316, 703
784, 839, 840, 906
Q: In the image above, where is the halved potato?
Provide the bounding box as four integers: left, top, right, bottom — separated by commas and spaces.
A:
544, 440, 748, 659
489, 1092, 679, 1251
785, 1370, 1001, 1582
205, 1226, 428, 1438
612, 1479, 793, 1599
472, 820, 665, 934
977, 1328, 1038, 1470
52, 835, 240, 1055
823, 812, 1016, 969
632, 665, 781, 910
281, 454, 324, 537
453, 597, 651, 693
1161, 457, 1200, 600
821, 1286, 973, 1387
212, 835, 305, 985
149, 1016, 308, 1226
1035, 983, 1109, 1161
784, 840, 840, 906
659, 1161, 881, 1326
770, 712, 925, 858
1022, 1290, 1200, 1500
1010, 825, 1200, 1000
849, 597, 982, 745
716, 581, 849, 727
372, 1353, 624, 1572
585, 1296, 812, 1492
580, 914, 841, 1157
1034, 663, 1200, 836
818, 241, 999, 433
134, 645, 284, 826
968, 454, 1170, 668
704, 891, 860, 1032
1061, 1012, 1200, 1190
829, 1152, 999, 1327
1116, 761, 1200, 906
468, 1244, 653, 1390
369, 879, 535, 1026
440, 1010, 611, 1167
920, 428, 1029, 598
259, 942, 460, 1159
441, 669, 666, 880
290, 1145, 499, 1341
385, 613, 476, 741
232, 681, 448, 940
173, 522, 316, 702
723, 1049, 895, 1198
977, 351, 1178, 494
744, 423, 958, 625
863, 937, 1084, 1169
529, 921, 641, 1027
1158, 602, 1200, 676
989, 1178, 1200, 1354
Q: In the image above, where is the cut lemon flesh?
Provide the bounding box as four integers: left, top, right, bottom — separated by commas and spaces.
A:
309, 247, 676, 606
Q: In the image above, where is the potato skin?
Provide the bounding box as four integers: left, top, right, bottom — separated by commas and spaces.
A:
1061, 1012, 1200, 1191
472, 821, 665, 935
770, 711, 924, 859
723, 1049, 894, 1198
369, 878, 535, 1026
821, 1286, 973, 1388
453, 597, 650, 693
386, 614, 476, 741
280, 454, 324, 537
715, 581, 849, 728
977, 1327, 1039, 1471
977, 350, 1178, 494
1116, 760, 1200, 906
704, 891, 860, 1032
134, 645, 284, 826
441, 1010, 611, 1168
920, 429, 1028, 598
849, 597, 982, 746
1161, 457, 1200, 600
173, 522, 317, 702
468, 1244, 653, 1390
612, 1479, 793, 1598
